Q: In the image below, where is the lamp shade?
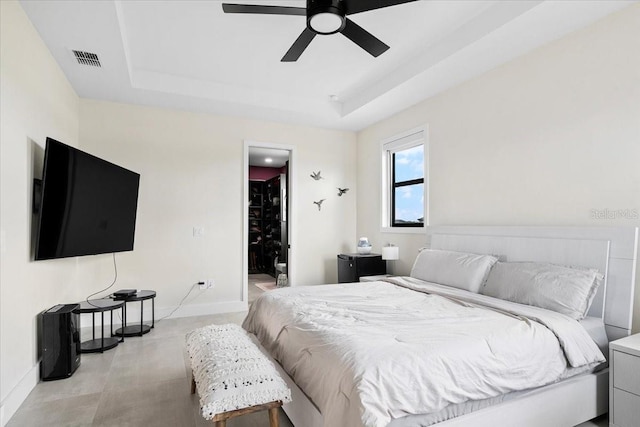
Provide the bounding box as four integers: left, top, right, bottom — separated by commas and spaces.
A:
382, 246, 399, 261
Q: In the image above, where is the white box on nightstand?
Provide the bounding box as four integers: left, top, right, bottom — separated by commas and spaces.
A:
609, 333, 640, 427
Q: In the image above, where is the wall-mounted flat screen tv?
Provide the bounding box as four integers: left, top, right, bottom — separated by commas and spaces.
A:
34, 138, 140, 260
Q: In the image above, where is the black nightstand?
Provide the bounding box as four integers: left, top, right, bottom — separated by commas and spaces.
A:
337, 253, 386, 283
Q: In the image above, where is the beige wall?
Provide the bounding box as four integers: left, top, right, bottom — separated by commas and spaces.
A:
78, 100, 357, 317
0, 0, 82, 421
2, 0, 639, 423
357, 5, 640, 331
1, 2, 356, 421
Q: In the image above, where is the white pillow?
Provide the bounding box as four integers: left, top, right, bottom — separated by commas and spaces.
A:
481, 262, 603, 320
410, 249, 498, 293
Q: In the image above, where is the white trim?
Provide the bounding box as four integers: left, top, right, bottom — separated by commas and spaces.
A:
0, 364, 39, 427
381, 226, 427, 235
243, 141, 297, 297
78, 300, 247, 329
155, 300, 247, 319
380, 126, 426, 147
380, 125, 429, 231
382, 131, 424, 152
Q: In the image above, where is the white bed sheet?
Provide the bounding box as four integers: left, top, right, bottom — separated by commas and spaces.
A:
243, 277, 605, 427
579, 316, 609, 361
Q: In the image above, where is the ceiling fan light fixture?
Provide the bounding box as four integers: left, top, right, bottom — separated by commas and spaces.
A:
222, 0, 413, 61
309, 12, 344, 34
307, 0, 346, 35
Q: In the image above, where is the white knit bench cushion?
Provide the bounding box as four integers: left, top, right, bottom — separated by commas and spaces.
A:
186, 323, 291, 420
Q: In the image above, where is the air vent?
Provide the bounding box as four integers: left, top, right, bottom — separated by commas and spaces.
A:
72, 50, 101, 67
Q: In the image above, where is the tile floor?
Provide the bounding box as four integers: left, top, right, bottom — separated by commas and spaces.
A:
7, 274, 610, 426
8, 275, 291, 427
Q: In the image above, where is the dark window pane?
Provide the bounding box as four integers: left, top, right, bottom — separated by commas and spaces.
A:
394, 145, 424, 183
394, 183, 424, 224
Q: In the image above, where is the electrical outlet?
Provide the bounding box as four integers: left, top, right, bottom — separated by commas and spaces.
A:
193, 227, 205, 238
199, 280, 214, 290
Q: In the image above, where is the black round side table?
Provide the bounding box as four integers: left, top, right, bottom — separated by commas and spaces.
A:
113, 290, 156, 337
74, 299, 125, 353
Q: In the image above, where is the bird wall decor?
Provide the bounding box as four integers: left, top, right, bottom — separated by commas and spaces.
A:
313, 199, 325, 211
337, 187, 349, 196
310, 171, 324, 180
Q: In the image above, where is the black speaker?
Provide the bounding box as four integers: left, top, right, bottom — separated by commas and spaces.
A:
39, 304, 81, 381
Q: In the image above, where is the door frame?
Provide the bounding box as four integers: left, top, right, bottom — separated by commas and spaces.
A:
243, 140, 296, 305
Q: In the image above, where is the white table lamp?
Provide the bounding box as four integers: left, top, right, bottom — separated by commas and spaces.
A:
382, 245, 399, 275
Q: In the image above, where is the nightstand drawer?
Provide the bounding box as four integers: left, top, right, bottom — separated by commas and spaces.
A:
613, 350, 640, 395
613, 388, 640, 427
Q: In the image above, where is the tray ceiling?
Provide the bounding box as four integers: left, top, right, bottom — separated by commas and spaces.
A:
19, 0, 634, 130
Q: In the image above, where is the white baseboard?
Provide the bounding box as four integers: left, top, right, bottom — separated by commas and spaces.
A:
156, 300, 248, 320
0, 363, 39, 427
78, 300, 247, 328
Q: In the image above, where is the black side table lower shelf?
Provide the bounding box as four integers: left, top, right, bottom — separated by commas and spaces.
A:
112, 290, 156, 337
117, 324, 152, 336
74, 299, 125, 353
80, 337, 120, 353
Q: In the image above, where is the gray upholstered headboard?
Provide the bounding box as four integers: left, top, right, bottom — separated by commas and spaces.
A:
427, 226, 638, 340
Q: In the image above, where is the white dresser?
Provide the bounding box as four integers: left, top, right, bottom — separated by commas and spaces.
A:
609, 333, 640, 427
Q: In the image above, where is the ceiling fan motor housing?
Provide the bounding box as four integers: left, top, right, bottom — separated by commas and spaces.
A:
307, 0, 346, 35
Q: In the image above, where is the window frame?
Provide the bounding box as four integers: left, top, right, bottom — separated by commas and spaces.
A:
391, 153, 424, 227
380, 127, 428, 234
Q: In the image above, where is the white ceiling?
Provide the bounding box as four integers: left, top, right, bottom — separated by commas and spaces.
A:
249, 147, 289, 167
19, 0, 634, 131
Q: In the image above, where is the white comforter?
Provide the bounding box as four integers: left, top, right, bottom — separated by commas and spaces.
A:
242, 277, 605, 427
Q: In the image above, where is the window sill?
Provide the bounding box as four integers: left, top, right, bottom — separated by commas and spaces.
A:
380, 226, 426, 235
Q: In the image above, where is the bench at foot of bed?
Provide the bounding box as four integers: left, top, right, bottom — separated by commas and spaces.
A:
186, 323, 291, 427
190, 383, 282, 427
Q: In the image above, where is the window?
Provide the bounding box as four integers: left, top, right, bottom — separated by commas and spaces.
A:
381, 128, 427, 230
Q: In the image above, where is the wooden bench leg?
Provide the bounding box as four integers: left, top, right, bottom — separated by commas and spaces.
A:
268, 407, 279, 427
210, 401, 282, 427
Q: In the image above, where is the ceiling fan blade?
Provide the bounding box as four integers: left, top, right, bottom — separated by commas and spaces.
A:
345, 0, 417, 15
282, 28, 317, 62
341, 18, 389, 58
222, 3, 306, 16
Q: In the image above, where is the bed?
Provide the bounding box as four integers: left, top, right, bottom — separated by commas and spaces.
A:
244, 226, 638, 427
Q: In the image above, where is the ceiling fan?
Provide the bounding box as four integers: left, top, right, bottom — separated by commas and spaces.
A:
222, 0, 417, 62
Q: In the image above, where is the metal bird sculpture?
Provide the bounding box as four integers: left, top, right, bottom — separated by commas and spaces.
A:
310, 171, 323, 180
337, 187, 349, 197
313, 199, 325, 211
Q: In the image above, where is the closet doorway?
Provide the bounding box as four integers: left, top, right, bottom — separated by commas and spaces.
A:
243, 142, 294, 306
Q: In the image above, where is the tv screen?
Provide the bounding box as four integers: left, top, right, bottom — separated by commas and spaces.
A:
35, 138, 140, 260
